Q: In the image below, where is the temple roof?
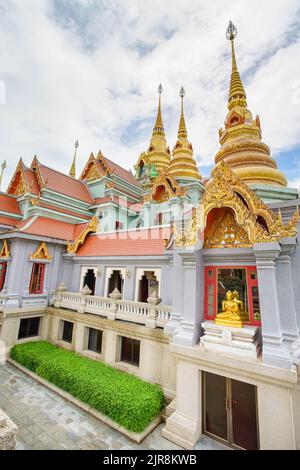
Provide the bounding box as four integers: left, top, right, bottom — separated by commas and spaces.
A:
38, 164, 94, 204
76, 227, 171, 257
0, 193, 22, 215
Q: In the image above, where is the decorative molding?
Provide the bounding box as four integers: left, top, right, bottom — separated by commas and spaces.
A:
67, 216, 99, 254
30, 242, 52, 261
175, 162, 299, 248
0, 240, 10, 258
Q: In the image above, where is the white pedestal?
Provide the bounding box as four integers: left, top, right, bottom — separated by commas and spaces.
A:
200, 321, 260, 359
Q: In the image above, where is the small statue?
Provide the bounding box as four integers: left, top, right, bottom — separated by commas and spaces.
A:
233, 290, 248, 321
215, 290, 243, 328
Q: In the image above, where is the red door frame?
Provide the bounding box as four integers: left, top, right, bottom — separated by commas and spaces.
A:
0, 262, 7, 291
29, 263, 45, 294
204, 265, 261, 326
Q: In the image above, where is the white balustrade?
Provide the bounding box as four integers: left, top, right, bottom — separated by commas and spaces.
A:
52, 289, 172, 328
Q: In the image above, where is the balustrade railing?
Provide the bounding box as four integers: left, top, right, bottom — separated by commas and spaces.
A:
51, 287, 171, 329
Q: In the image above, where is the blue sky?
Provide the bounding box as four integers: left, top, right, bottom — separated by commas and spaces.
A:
0, 0, 300, 188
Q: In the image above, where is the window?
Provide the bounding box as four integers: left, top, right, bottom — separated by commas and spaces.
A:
29, 264, 45, 294
87, 328, 102, 354
204, 266, 261, 326
62, 321, 73, 343
0, 262, 7, 291
18, 317, 41, 339
108, 270, 124, 296
120, 337, 140, 366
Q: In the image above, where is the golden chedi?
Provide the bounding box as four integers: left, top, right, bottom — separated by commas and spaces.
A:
168, 87, 201, 181
215, 290, 243, 328
215, 22, 287, 187
135, 84, 171, 179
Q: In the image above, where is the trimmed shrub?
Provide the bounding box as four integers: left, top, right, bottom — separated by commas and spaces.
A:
11, 341, 164, 433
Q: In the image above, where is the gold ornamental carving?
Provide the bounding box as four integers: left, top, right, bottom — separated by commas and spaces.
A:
175, 162, 299, 248
67, 216, 99, 254
31, 242, 52, 261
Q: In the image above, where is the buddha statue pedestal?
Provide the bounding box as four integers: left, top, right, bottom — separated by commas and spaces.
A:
200, 321, 261, 359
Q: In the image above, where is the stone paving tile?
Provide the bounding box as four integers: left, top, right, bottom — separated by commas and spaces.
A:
0, 363, 229, 451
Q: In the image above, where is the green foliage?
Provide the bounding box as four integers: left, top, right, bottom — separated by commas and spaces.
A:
11, 341, 164, 433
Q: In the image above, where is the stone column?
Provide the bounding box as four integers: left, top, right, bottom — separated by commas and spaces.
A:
277, 238, 299, 346
254, 242, 291, 369
172, 247, 204, 347
291, 227, 300, 331
162, 360, 202, 449
4, 240, 26, 308
108, 288, 122, 320
257, 382, 296, 449
146, 289, 161, 329
164, 250, 183, 335
78, 285, 92, 313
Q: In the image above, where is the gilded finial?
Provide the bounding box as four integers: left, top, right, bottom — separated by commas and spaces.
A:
69, 140, 79, 178
226, 21, 247, 110
0, 160, 7, 191
153, 84, 164, 134
178, 86, 187, 139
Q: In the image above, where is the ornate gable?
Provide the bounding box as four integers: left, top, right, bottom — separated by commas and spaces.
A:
204, 209, 250, 248
31, 242, 52, 261
0, 240, 10, 258
67, 216, 99, 254
144, 170, 186, 203
176, 162, 299, 247
7, 160, 28, 197
80, 153, 107, 182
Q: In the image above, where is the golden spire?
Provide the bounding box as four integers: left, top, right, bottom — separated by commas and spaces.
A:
178, 86, 187, 138
153, 84, 164, 135
226, 21, 247, 110
168, 87, 201, 181
0, 160, 7, 191
69, 140, 79, 178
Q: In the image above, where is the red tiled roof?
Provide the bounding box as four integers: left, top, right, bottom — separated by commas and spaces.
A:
0, 194, 22, 215
39, 165, 94, 204
76, 227, 171, 257
102, 156, 140, 188
15, 216, 94, 242
0, 216, 18, 228
16, 216, 75, 241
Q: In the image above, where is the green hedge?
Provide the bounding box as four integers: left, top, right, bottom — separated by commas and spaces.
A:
10, 341, 164, 433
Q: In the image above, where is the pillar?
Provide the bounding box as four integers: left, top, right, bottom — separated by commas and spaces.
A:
277, 238, 299, 344
162, 361, 202, 449
172, 248, 204, 347
254, 242, 291, 369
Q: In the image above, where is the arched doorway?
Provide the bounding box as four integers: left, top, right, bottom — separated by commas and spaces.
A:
138, 271, 159, 303
82, 269, 96, 295
108, 270, 124, 296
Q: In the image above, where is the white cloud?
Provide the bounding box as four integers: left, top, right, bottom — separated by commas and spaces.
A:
0, 0, 300, 189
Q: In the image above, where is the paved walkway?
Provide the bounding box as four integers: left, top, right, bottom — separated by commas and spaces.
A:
0, 363, 229, 450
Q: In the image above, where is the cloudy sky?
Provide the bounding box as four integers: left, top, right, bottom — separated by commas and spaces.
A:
0, 0, 300, 189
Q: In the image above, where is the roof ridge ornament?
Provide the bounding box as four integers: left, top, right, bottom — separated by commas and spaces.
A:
226, 21, 247, 110
153, 83, 164, 135
178, 86, 187, 139
69, 140, 79, 178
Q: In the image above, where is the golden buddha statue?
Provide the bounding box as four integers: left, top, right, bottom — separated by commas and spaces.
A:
215, 290, 243, 328
233, 290, 249, 322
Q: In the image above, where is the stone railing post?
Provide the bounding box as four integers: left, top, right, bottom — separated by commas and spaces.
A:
53, 283, 67, 308
108, 288, 122, 320
78, 285, 92, 313
0, 289, 8, 314
146, 289, 161, 329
